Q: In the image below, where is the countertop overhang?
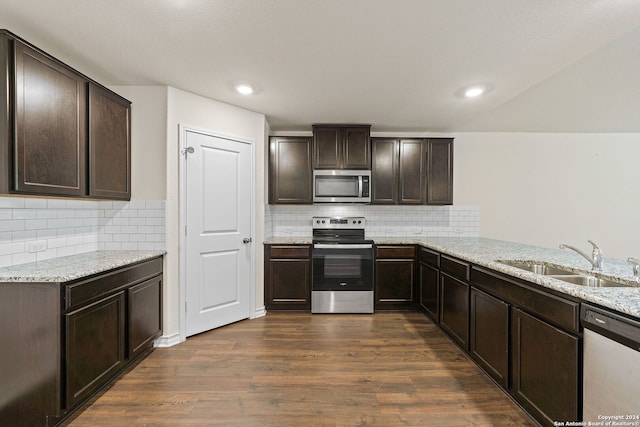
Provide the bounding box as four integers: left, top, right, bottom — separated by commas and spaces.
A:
265, 236, 640, 319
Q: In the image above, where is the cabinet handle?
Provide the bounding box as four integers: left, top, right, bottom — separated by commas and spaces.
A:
243, 238, 252, 244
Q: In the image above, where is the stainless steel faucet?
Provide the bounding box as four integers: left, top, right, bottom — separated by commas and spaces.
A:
628, 257, 640, 281
559, 240, 603, 271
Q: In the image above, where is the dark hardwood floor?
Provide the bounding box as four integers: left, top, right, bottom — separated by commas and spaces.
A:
65, 312, 537, 427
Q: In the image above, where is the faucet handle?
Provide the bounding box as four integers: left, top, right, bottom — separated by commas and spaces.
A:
587, 240, 602, 254
628, 257, 640, 280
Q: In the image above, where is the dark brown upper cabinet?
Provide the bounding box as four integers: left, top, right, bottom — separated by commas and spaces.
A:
89, 83, 131, 200
371, 138, 425, 204
0, 30, 131, 200
11, 38, 88, 197
426, 138, 453, 205
312, 124, 371, 169
372, 137, 453, 205
268, 136, 313, 204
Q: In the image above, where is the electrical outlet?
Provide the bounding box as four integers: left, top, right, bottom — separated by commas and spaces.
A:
27, 240, 47, 253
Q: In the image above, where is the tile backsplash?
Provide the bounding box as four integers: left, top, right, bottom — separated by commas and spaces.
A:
265, 204, 479, 239
0, 197, 165, 268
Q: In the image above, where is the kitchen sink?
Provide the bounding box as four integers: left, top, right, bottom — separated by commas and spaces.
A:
548, 275, 633, 288
497, 260, 634, 288
497, 260, 576, 275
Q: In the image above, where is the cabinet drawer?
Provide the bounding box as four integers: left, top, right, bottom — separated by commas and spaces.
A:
269, 245, 310, 259
471, 267, 579, 334
65, 257, 163, 310
419, 247, 440, 267
441, 255, 470, 281
376, 245, 415, 259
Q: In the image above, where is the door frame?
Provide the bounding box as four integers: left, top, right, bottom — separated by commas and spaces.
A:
178, 123, 256, 341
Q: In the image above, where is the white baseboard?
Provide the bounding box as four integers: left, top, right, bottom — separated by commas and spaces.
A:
154, 332, 183, 348
252, 306, 267, 318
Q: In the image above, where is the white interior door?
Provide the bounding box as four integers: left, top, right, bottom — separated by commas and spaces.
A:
183, 129, 252, 337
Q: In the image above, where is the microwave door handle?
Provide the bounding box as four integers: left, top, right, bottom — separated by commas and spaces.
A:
358, 175, 363, 197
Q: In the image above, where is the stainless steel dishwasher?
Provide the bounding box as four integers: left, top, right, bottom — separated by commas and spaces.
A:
582, 303, 640, 423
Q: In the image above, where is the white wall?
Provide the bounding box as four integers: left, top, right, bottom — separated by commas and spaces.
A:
165, 87, 267, 339
454, 132, 640, 259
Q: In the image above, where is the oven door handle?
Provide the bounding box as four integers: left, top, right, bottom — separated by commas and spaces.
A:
313, 244, 373, 249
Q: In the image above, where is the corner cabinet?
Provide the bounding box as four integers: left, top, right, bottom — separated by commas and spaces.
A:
418, 247, 440, 321
0, 256, 163, 427
0, 30, 131, 200
312, 124, 371, 170
268, 137, 313, 204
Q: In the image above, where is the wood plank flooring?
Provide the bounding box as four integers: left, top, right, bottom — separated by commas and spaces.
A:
64, 312, 538, 427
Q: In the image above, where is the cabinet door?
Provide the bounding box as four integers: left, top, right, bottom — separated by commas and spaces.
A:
426, 138, 453, 205
419, 262, 439, 321
266, 259, 311, 310
313, 126, 341, 169
511, 308, 579, 426
14, 41, 87, 196
371, 138, 398, 204
268, 136, 312, 204
342, 126, 370, 169
375, 259, 415, 310
439, 273, 469, 349
129, 275, 162, 360
470, 287, 509, 387
65, 291, 126, 409
89, 83, 131, 200
399, 139, 425, 204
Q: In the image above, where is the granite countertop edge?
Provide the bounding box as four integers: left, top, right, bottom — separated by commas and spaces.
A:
0, 250, 166, 283
265, 236, 640, 319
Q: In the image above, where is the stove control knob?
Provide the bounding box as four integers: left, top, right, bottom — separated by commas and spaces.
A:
316, 220, 320, 224
322, 220, 325, 224
358, 220, 362, 224
352, 220, 356, 224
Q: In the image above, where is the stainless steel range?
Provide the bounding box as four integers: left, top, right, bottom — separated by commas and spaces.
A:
311, 217, 374, 313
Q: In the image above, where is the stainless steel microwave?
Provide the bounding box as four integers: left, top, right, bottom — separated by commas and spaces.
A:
313, 170, 371, 203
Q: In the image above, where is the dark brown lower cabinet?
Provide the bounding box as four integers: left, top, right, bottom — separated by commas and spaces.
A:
439, 272, 469, 349
375, 246, 416, 310
265, 245, 311, 311
511, 307, 579, 426
65, 292, 126, 409
0, 256, 163, 427
129, 276, 163, 359
469, 287, 509, 387
419, 262, 439, 321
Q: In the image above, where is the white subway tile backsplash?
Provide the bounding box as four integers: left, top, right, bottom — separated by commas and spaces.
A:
265, 204, 480, 239
0, 197, 166, 266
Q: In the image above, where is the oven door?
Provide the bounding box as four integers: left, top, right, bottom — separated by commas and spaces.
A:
312, 244, 374, 291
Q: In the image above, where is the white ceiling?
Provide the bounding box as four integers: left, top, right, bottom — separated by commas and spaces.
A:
1, 0, 640, 132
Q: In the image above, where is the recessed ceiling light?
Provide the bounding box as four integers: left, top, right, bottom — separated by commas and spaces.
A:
236, 84, 254, 95
464, 86, 485, 98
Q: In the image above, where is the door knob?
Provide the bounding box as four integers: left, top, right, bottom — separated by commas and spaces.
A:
243, 237, 252, 244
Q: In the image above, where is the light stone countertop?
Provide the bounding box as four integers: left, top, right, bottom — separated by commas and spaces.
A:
266, 236, 640, 319
0, 250, 166, 283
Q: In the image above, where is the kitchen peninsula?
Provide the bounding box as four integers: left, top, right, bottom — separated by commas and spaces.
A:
265, 235, 640, 427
